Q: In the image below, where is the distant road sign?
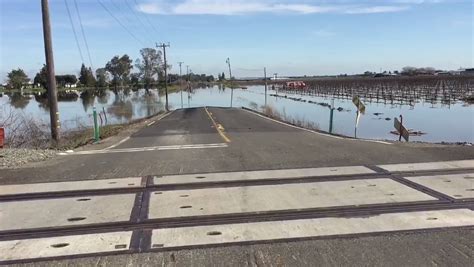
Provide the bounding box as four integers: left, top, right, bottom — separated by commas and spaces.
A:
394, 118, 410, 142
352, 96, 366, 114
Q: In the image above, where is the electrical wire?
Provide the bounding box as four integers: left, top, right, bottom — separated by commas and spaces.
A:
73, 0, 94, 70
123, 0, 155, 46
64, 0, 84, 64
96, 0, 146, 47
133, 0, 160, 38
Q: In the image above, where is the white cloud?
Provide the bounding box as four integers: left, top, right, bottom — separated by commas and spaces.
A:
135, 0, 442, 16
344, 5, 410, 14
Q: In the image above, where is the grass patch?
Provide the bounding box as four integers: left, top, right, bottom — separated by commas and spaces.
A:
58, 124, 126, 150
261, 105, 320, 131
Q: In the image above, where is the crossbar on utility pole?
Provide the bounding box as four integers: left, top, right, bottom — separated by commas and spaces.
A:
41, 0, 60, 142
157, 42, 170, 111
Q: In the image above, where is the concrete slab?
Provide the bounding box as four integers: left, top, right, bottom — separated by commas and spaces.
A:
153, 166, 376, 186
151, 209, 474, 249
0, 194, 136, 232
0, 177, 142, 196
148, 179, 436, 219
405, 173, 474, 199
378, 160, 474, 173
0, 231, 132, 262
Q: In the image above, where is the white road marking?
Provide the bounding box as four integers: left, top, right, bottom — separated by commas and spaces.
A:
0, 194, 135, 232
0, 231, 132, 261
151, 209, 474, 249
148, 178, 435, 219
242, 108, 392, 145
102, 111, 174, 151
104, 137, 130, 150
154, 166, 375, 185
147, 121, 156, 126
405, 173, 474, 199
59, 143, 228, 155
378, 160, 474, 172
0, 177, 142, 196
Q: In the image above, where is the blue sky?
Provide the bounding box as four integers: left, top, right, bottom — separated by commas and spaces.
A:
0, 0, 472, 80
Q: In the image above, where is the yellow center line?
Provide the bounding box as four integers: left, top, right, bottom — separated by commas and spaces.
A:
204, 107, 231, 143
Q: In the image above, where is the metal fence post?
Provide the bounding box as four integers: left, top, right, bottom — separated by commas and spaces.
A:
93, 107, 100, 142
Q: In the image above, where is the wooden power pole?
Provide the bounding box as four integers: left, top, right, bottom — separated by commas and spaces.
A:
157, 42, 170, 111
264, 67, 268, 106
41, 0, 60, 142
178, 61, 184, 108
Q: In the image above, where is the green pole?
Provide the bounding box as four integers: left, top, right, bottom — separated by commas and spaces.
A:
93, 107, 100, 142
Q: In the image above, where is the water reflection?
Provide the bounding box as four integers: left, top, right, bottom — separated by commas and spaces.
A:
8, 93, 30, 109
1, 86, 472, 143
80, 90, 96, 112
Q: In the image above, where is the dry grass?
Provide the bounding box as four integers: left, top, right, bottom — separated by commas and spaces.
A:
0, 107, 130, 150
261, 105, 320, 131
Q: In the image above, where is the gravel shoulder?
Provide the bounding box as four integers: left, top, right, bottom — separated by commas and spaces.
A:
0, 149, 57, 169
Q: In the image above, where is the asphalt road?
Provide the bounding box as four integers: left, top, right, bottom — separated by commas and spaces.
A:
0, 107, 472, 184
1, 107, 473, 266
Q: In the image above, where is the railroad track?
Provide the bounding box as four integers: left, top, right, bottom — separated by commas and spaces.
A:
1, 161, 474, 264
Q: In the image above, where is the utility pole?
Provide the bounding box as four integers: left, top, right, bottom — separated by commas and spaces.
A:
226, 58, 233, 80
226, 58, 234, 107
178, 62, 184, 77
186, 65, 190, 103
178, 61, 184, 109
157, 42, 170, 111
264, 67, 267, 106
41, 0, 60, 142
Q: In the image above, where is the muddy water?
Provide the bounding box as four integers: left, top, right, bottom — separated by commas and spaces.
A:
1, 86, 472, 143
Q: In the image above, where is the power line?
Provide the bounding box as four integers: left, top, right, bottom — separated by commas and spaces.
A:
73, 0, 94, 70
123, 0, 155, 46
64, 0, 84, 64
108, 0, 153, 47
134, 0, 160, 38
96, 0, 146, 47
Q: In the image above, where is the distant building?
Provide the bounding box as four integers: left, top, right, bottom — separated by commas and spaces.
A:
435, 71, 451, 76
461, 68, 474, 76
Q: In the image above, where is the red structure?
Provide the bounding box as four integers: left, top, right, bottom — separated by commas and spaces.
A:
0, 128, 4, 148
286, 81, 307, 89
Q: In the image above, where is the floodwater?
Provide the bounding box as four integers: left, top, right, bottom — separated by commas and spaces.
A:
1, 85, 473, 143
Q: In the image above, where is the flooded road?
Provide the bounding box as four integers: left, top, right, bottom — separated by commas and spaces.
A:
1, 85, 473, 143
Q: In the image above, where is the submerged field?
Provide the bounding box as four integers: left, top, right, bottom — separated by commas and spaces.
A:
1, 76, 473, 144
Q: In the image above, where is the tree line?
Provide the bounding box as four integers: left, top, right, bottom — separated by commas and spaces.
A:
3, 47, 215, 91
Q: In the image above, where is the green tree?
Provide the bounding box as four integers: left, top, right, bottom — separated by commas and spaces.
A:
34, 65, 48, 89
79, 64, 96, 87
56, 75, 77, 87
105, 55, 133, 89
95, 68, 109, 88
135, 48, 162, 89
218, 72, 226, 81
7, 68, 30, 90
130, 73, 140, 88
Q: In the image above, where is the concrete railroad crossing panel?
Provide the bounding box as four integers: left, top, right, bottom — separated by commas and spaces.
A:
378, 160, 474, 173
154, 166, 376, 186
405, 173, 474, 199
0, 231, 132, 262
151, 209, 474, 249
0, 177, 143, 196
0, 194, 136, 232
149, 178, 436, 219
